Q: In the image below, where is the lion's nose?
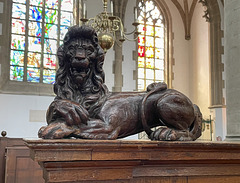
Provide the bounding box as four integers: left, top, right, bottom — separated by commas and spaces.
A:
75, 48, 86, 59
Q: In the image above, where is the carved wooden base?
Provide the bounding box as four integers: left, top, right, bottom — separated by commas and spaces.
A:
24, 139, 240, 183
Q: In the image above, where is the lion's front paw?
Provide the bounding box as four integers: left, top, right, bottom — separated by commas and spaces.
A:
149, 127, 178, 141
38, 122, 76, 139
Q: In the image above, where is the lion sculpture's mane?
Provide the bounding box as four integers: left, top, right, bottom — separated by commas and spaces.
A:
54, 25, 109, 118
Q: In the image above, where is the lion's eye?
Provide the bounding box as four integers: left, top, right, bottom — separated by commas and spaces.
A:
68, 47, 75, 56
86, 47, 94, 55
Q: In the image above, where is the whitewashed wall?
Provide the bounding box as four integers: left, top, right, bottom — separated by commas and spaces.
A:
0, 94, 54, 138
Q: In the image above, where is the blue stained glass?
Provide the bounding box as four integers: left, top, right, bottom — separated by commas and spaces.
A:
29, 21, 42, 37
43, 69, 56, 84
12, 3, 26, 19
29, 6, 42, 22
60, 26, 69, 40
10, 50, 24, 66
10, 66, 24, 81
27, 68, 40, 83
46, 0, 58, 9
61, 11, 73, 26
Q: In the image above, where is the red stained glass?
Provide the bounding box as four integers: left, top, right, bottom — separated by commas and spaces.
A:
138, 35, 145, 46
138, 46, 145, 57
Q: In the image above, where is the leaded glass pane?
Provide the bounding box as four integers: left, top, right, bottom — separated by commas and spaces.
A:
155, 27, 164, 37
146, 58, 154, 69
44, 54, 56, 69
151, 7, 160, 19
28, 37, 41, 52
138, 79, 144, 91
43, 69, 56, 84
138, 68, 145, 79
146, 36, 154, 47
155, 70, 164, 81
61, 11, 73, 26
12, 19, 25, 35
146, 17, 153, 25
10, 0, 74, 84
61, 0, 74, 11
10, 51, 24, 66
10, 66, 24, 81
138, 57, 145, 68
27, 52, 41, 68
45, 9, 58, 24
146, 1, 154, 12
27, 68, 40, 82
145, 47, 154, 58
29, 6, 43, 22
138, 35, 145, 46
60, 25, 69, 40
13, 0, 26, 3
155, 59, 164, 70
45, 24, 58, 39
138, 46, 145, 57
155, 37, 164, 48
146, 69, 154, 79
155, 48, 164, 59
138, 24, 145, 34
29, 0, 43, 6
12, 4, 26, 19
29, 21, 42, 37
146, 25, 154, 36
156, 19, 163, 26
11, 35, 25, 50
45, 0, 59, 9
44, 39, 57, 54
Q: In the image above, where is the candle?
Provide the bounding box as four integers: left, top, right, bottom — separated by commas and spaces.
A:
83, 2, 86, 18
134, 7, 138, 22
110, 0, 113, 15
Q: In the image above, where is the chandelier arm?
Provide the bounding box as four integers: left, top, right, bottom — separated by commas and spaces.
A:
123, 34, 139, 41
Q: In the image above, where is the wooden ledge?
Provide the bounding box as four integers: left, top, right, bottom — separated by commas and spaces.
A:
24, 139, 240, 182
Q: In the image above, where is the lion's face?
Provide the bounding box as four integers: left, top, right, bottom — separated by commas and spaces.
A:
65, 38, 97, 86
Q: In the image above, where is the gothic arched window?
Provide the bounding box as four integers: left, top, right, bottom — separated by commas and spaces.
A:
10, 0, 74, 84
137, 0, 165, 91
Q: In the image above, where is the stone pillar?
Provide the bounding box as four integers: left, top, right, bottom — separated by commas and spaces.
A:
225, 0, 240, 140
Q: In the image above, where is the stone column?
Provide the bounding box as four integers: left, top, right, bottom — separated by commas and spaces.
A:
225, 0, 240, 140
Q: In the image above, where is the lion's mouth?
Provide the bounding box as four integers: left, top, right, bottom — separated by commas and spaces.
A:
71, 67, 90, 78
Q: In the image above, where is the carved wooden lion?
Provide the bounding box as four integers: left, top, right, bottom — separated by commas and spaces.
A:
38, 25, 202, 141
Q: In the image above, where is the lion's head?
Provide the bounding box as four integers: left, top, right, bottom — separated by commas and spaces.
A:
54, 25, 109, 117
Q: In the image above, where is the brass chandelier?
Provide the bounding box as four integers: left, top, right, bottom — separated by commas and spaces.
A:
80, 0, 140, 52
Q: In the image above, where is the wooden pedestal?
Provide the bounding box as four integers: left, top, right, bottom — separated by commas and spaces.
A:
24, 139, 240, 183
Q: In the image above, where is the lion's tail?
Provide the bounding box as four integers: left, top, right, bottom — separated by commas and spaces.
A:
189, 104, 202, 140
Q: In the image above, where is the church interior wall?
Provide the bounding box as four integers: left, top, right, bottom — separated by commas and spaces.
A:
165, 0, 191, 97
189, 2, 210, 120
0, 0, 223, 140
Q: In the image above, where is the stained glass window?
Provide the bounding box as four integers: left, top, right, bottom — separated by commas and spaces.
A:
10, 0, 74, 84
137, 0, 165, 91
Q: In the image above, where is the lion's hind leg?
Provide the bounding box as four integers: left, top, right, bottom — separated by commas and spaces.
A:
149, 103, 202, 141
